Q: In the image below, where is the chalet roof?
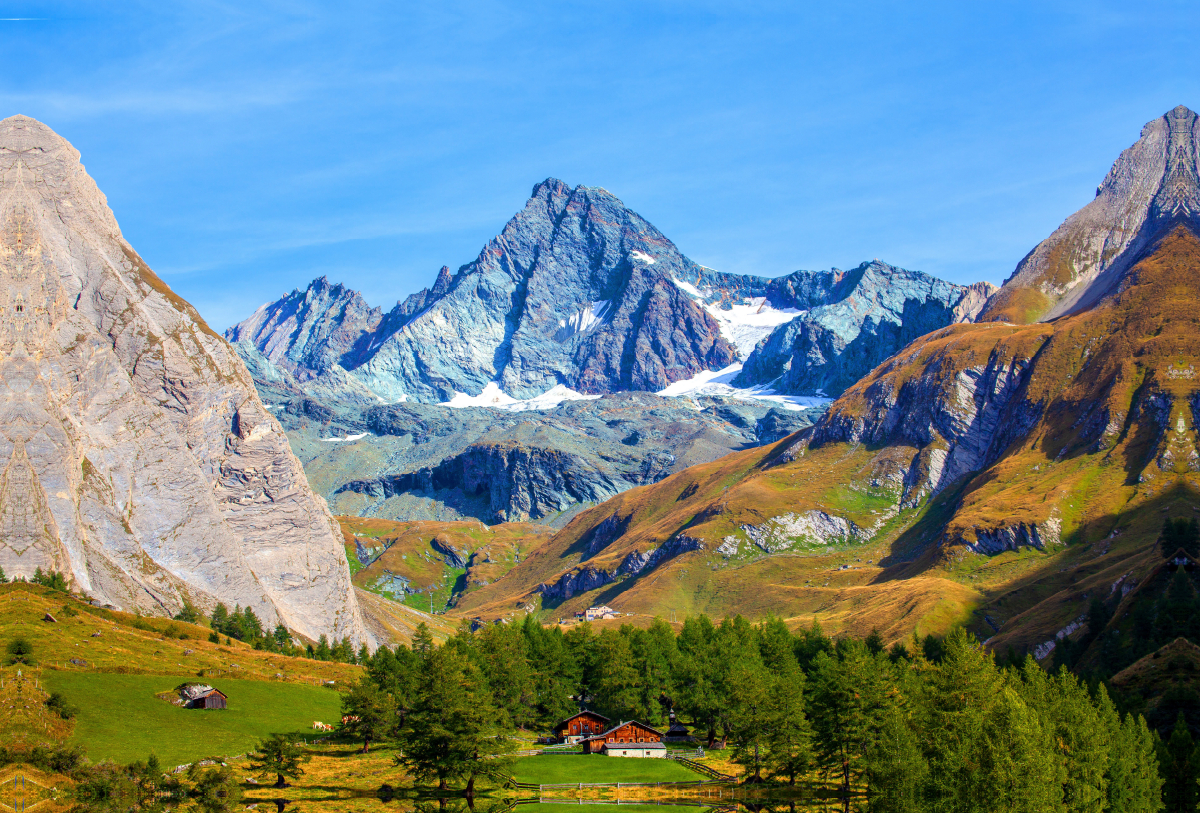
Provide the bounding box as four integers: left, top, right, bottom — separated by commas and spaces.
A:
180, 684, 215, 700
554, 709, 610, 728
581, 720, 665, 741
179, 684, 226, 701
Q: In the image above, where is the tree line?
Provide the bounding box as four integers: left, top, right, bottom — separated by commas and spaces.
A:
339, 615, 1166, 812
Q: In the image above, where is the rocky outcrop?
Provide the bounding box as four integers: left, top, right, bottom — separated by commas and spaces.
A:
430, 533, 468, 568
336, 442, 632, 524
733, 261, 995, 398
535, 534, 704, 604
738, 511, 863, 552
812, 332, 1047, 504
535, 566, 614, 604
0, 116, 366, 643
949, 517, 1062, 555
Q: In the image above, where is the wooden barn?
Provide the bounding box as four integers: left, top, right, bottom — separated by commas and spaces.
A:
554, 710, 610, 743
179, 683, 228, 710
581, 720, 664, 755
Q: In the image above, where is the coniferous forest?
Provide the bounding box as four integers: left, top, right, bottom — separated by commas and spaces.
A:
343, 614, 1165, 812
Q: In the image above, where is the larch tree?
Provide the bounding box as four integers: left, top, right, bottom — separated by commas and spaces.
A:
395, 645, 514, 794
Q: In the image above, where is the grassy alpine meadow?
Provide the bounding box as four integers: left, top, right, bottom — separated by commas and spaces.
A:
43, 671, 344, 767
511, 754, 701, 785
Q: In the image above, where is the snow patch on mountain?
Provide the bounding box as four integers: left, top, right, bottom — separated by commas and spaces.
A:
705, 298, 804, 357
441, 382, 601, 411
669, 279, 803, 358
657, 363, 831, 411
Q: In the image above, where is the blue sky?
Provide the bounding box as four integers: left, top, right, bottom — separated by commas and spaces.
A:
5, 1, 1200, 330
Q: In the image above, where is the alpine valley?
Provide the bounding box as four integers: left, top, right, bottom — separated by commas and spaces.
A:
9, 101, 1200, 693
238, 102, 1200, 703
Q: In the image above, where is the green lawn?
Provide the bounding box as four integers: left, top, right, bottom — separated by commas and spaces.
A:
45, 672, 343, 767
512, 755, 700, 784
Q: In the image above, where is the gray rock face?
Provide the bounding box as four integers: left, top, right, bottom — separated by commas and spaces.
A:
0, 116, 366, 644
811, 341, 1045, 505
230, 181, 993, 405
534, 533, 703, 606
982, 105, 1200, 322
273, 388, 826, 525
733, 261, 996, 398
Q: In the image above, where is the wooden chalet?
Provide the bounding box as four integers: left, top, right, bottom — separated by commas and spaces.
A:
554, 710, 610, 743
581, 720, 664, 755
179, 684, 228, 710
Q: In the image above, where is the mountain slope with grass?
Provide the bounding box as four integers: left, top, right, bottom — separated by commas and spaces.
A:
454, 107, 1200, 658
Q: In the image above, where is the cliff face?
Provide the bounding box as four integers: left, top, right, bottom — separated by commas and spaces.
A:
0, 116, 366, 643
734, 261, 996, 397
230, 181, 993, 405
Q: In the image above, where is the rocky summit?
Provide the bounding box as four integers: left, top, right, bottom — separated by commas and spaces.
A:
229, 180, 993, 406
455, 107, 1200, 658
983, 104, 1200, 323
0, 116, 366, 644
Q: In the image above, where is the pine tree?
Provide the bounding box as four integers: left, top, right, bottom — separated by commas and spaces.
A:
590, 629, 641, 722
342, 677, 399, 752
727, 665, 771, 780
1158, 712, 1198, 812
249, 733, 310, 788
394, 646, 513, 792
315, 634, 331, 661
210, 603, 230, 635
412, 622, 434, 658
864, 703, 928, 812
0, 566, 7, 584
241, 606, 263, 640
173, 601, 199, 624
1097, 687, 1163, 812
1019, 664, 1110, 811
762, 670, 814, 785
475, 623, 535, 727
919, 631, 1063, 812
806, 641, 893, 811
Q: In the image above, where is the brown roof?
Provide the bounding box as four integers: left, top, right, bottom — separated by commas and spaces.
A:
555, 710, 610, 729
581, 720, 665, 742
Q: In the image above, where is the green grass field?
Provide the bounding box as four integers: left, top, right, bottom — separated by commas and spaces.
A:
45, 672, 343, 766
512, 754, 700, 784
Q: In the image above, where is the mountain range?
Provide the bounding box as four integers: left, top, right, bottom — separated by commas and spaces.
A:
227, 180, 995, 406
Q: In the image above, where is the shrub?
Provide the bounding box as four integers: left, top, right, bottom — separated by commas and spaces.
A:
46, 691, 78, 720
6, 637, 33, 665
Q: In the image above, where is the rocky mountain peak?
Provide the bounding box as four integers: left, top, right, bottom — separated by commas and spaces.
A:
982, 104, 1200, 323
0, 116, 366, 643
